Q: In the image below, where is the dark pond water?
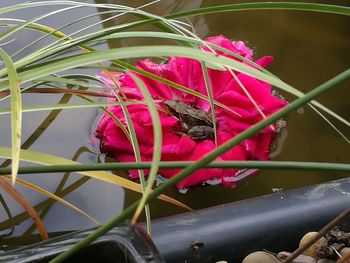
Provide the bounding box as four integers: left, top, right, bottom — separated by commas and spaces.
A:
0, 0, 349, 238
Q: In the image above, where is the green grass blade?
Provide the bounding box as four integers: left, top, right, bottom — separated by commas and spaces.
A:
1, 161, 349, 175
0, 43, 346, 138
0, 101, 141, 115
166, 2, 350, 19
0, 6, 80, 42
0, 48, 21, 184
0, 146, 191, 211
0, 46, 286, 92
107, 76, 153, 234
200, 62, 217, 147
129, 74, 162, 227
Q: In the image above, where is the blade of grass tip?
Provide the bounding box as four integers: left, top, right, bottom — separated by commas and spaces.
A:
47, 68, 350, 263
129, 73, 162, 226
0, 48, 21, 185
108, 76, 153, 234
3, 175, 100, 226
0, 177, 48, 240
200, 62, 218, 147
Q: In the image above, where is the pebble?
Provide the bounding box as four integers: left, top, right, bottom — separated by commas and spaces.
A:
242, 251, 279, 263
340, 247, 350, 256
276, 251, 316, 263
317, 259, 335, 263
299, 232, 327, 259
340, 247, 350, 263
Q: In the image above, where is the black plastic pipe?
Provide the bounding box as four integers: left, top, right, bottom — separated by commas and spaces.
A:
149, 178, 350, 262
1, 178, 350, 263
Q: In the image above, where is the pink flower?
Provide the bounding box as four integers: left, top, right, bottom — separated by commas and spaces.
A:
95, 35, 287, 190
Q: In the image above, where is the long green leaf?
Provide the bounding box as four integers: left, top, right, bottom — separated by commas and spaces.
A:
129, 73, 162, 226
0, 101, 142, 115
1, 161, 349, 175
0, 146, 192, 211
107, 73, 153, 233
0, 46, 289, 92
3, 175, 100, 226
166, 2, 350, 19
0, 48, 21, 184
2, 44, 347, 131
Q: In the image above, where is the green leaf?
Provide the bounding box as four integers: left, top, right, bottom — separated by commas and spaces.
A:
0, 146, 192, 211
0, 48, 21, 184
129, 73, 162, 226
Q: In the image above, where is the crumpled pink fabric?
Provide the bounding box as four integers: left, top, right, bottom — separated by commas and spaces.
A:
95, 35, 287, 190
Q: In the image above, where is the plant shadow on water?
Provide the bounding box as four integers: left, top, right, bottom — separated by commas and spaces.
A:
0, 0, 348, 252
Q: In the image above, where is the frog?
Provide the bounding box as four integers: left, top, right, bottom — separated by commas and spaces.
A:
163, 100, 216, 141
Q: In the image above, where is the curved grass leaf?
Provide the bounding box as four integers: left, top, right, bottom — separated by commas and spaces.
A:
0, 20, 346, 138
0, 177, 48, 240
22, 147, 91, 235
0, 101, 142, 115
0, 6, 81, 42
2, 44, 347, 135
0, 48, 21, 184
0, 176, 90, 231
106, 73, 153, 233
2, 175, 100, 226
0, 146, 192, 211
166, 2, 350, 19
129, 73, 162, 226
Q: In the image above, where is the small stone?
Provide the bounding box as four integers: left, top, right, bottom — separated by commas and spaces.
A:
293, 255, 316, 263
340, 247, 350, 263
242, 251, 278, 263
340, 247, 350, 256
277, 251, 316, 263
299, 232, 327, 259
276, 251, 292, 261
317, 259, 335, 263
